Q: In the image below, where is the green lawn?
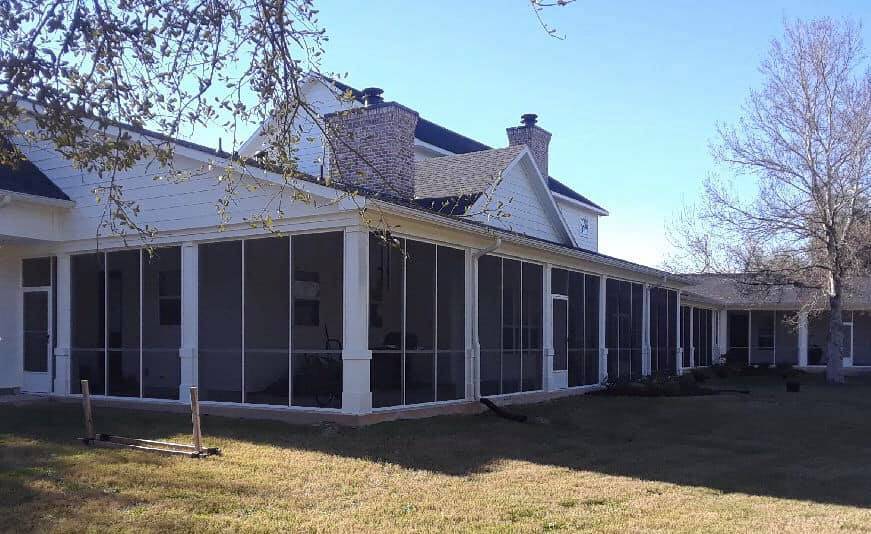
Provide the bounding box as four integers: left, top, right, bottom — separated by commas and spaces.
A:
2, 375, 871, 533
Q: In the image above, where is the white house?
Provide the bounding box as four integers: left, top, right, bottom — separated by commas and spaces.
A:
1, 77, 867, 423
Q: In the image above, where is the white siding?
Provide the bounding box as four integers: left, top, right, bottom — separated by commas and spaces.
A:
555, 197, 599, 252
0, 253, 20, 388
239, 80, 355, 177
0, 201, 64, 241
12, 126, 351, 244
469, 162, 564, 244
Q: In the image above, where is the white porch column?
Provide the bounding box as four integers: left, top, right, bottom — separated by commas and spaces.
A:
746, 310, 752, 365
689, 306, 695, 368
718, 309, 728, 360
712, 309, 719, 365
466, 248, 477, 399
542, 265, 555, 391
179, 242, 198, 402
342, 227, 372, 414
598, 275, 608, 383
642, 284, 651, 376
798, 311, 808, 367
676, 291, 683, 374
53, 253, 71, 395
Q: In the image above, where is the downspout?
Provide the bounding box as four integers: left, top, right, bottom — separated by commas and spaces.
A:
470, 237, 501, 400
473, 237, 502, 258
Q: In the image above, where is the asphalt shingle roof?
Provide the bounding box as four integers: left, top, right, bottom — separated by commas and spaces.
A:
323, 77, 604, 212
413, 145, 525, 200
682, 274, 871, 308
0, 139, 69, 201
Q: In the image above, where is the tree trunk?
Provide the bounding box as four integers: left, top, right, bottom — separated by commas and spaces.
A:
825, 274, 846, 384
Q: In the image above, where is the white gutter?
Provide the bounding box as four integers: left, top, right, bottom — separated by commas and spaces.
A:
0, 189, 75, 209
553, 192, 609, 217
369, 198, 692, 287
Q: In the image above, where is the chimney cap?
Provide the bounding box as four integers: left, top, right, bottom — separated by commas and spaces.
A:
520, 113, 538, 127
362, 87, 384, 107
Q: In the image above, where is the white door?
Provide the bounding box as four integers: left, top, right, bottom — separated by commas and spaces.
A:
844, 320, 854, 367
22, 289, 52, 393
551, 297, 569, 389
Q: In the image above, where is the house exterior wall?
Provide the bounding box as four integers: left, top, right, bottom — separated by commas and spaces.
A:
468, 162, 564, 244
12, 125, 353, 245
239, 79, 356, 176
0, 253, 20, 389
555, 196, 599, 252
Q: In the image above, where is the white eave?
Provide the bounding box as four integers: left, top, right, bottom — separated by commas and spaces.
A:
553, 192, 609, 217
0, 189, 75, 209
368, 197, 692, 288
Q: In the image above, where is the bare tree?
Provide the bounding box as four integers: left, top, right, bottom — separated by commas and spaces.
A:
670, 18, 871, 384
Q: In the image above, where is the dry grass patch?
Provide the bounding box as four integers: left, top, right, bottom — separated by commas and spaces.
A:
2, 375, 871, 532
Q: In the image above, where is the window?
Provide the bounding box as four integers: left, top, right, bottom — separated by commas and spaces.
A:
158, 270, 181, 326
22, 257, 51, 287
560, 269, 600, 387
774, 311, 798, 365
691, 308, 714, 367
199, 241, 243, 402
143, 248, 181, 399
197, 233, 343, 408
71, 247, 181, 399
605, 278, 644, 381
681, 306, 692, 367
649, 287, 678, 375
369, 236, 466, 407
477, 254, 543, 396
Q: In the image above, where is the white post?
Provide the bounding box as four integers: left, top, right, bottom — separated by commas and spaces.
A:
747, 309, 752, 365
798, 311, 808, 367
642, 284, 651, 376
718, 309, 728, 360
675, 291, 683, 374
53, 253, 71, 395
598, 275, 607, 383
342, 227, 372, 414
542, 265, 555, 391
179, 242, 198, 402
690, 306, 696, 369
466, 248, 477, 400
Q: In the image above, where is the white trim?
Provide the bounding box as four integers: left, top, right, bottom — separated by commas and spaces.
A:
20, 286, 53, 393
0, 189, 75, 209
414, 138, 453, 157
370, 198, 686, 286
552, 192, 609, 217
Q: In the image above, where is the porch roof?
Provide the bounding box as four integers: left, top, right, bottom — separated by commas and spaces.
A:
681, 274, 871, 309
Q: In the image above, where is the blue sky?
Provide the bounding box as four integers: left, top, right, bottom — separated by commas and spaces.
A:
207, 1, 871, 267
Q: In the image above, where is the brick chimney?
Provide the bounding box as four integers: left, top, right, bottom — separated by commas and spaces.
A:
506, 113, 552, 178
323, 88, 419, 199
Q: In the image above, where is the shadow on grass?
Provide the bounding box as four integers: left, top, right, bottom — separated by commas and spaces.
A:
3, 375, 871, 510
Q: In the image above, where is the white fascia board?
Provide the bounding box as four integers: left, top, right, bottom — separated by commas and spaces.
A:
553, 192, 609, 217
370, 198, 692, 287
414, 138, 454, 157
0, 189, 75, 208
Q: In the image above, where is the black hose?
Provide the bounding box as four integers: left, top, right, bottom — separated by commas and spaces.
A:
480, 397, 527, 422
